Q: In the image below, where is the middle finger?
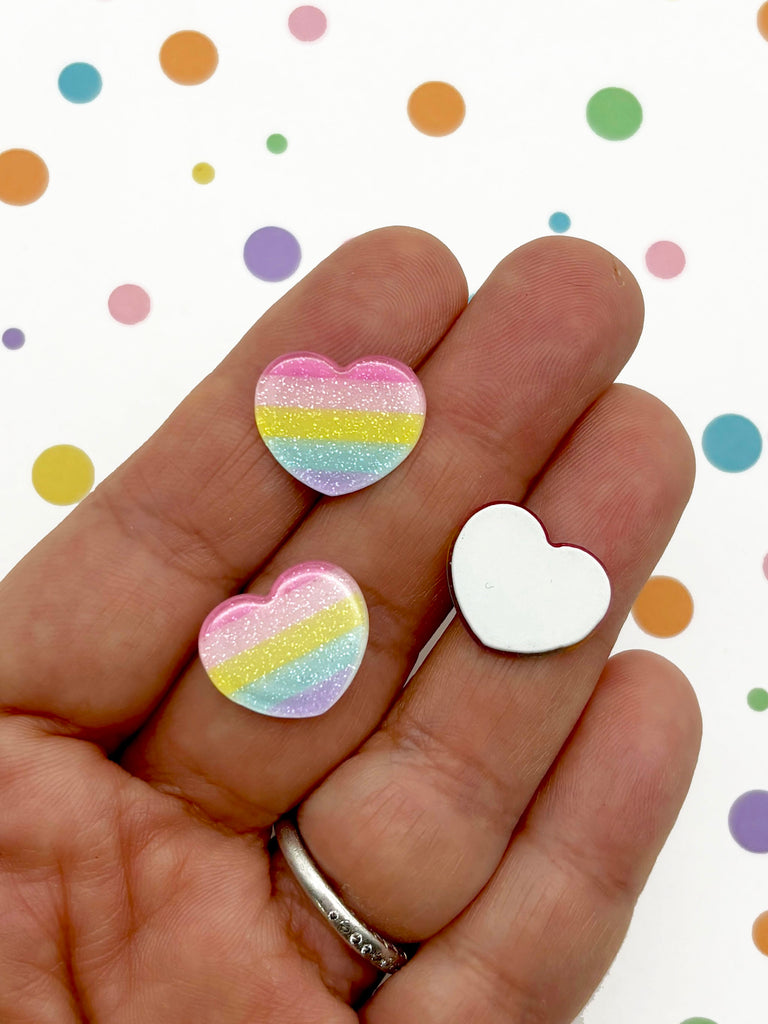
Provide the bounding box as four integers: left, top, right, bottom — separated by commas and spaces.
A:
125, 236, 644, 828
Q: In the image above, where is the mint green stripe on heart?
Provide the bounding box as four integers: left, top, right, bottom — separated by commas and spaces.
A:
265, 437, 411, 474
230, 627, 366, 713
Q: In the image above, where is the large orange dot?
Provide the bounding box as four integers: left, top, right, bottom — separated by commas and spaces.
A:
160, 31, 218, 85
632, 576, 693, 638
407, 81, 465, 136
758, 3, 768, 41
753, 910, 768, 955
0, 149, 49, 205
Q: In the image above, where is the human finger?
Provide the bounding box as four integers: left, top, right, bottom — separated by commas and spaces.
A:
291, 383, 695, 941
361, 649, 701, 1024
0, 227, 466, 741
126, 237, 645, 827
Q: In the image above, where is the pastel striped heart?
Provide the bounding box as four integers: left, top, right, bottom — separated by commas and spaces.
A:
254, 353, 426, 495
198, 562, 368, 718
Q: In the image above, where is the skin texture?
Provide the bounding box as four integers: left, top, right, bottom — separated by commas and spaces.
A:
0, 228, 701, 1023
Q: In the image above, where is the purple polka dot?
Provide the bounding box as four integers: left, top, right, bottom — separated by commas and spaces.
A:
3, 327, 25, 349
729, 790, 768, 852
244, 227, 301, 282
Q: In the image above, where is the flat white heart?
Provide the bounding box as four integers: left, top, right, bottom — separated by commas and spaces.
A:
448, 503, 611, 653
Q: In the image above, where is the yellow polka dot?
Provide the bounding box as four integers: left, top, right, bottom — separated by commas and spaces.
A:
160, 31, 218, 85
0, 149, 49, 205
32, 445, 95, 505
753, 910, 768, 955
759, 3, 768, 41
192, 162, 215, 183
407, 82, 465, 136
632, 576, 693, 638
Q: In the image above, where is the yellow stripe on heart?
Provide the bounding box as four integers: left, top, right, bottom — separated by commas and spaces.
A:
209, 594, 367, 696
257, 406, 424, 445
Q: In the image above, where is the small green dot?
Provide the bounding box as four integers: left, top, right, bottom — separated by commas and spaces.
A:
192, 162, 215, 184
267, 133, 288, 154
586, 87, 643, 140
748, 688, 768, 711
680, 1018, 718, 1024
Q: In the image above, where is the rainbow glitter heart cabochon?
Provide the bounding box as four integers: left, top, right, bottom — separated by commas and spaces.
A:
254, 352, 427, 495
198, 562, 369, 718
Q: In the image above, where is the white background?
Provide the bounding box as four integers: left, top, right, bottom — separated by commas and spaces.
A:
1, 2, 767, 1021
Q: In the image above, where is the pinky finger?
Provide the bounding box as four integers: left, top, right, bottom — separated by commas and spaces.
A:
361, 649, 702, 1024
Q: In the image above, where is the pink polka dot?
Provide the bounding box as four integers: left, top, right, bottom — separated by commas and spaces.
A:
645, 240, 686, 279
763, 553, 768, 580
108, 284, 151, 325
288, 6, 327, 41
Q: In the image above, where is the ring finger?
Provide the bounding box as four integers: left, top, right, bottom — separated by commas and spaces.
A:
363, 648, 701, 1024
270, 380, 694, 985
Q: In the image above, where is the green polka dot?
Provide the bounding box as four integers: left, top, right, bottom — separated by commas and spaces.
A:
267, 133, 288, 154
587, 87, 643, 140
748, 688, 768, 711
681, 1018, 718, 1024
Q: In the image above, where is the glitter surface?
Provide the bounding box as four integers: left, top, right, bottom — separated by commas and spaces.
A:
198, 562, 368, 718
254, 353, 426, 495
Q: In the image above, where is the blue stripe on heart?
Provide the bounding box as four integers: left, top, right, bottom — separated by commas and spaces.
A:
228, 626, 366, 713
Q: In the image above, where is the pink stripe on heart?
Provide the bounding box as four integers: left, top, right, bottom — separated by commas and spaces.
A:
261, 355, 415, 384
199, 573, 345, 667
255, 376, 424, 413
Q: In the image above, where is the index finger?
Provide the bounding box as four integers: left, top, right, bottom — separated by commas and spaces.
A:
0, 227, 467, 740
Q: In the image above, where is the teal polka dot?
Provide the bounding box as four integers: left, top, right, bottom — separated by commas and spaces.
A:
58, 63, 102, 104
702, 414, 762, 472
549, 212, 571, 233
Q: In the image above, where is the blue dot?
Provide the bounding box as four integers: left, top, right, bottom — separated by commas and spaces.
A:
2, 328, 24, 350
549, 211, 571, 233
702, 414, 762, 472
58, 63, 102, 104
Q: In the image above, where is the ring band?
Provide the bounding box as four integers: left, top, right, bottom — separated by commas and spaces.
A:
275, 815, 410, 973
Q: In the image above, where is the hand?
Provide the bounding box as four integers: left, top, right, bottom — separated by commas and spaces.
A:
0, 228, 701, 1023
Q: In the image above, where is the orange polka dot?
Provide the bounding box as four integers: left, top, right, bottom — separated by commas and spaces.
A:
753, 910, 768, 955
160, 31, 218, 85
632, 576, 693, 638
758, 3, 768, 41
407, 82, 465, 136
0, 149, 49, 206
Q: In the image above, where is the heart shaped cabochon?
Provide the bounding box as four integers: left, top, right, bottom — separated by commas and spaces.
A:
199, 562, 368, 718
255, 353, 426, 495
448, 503, 611, 653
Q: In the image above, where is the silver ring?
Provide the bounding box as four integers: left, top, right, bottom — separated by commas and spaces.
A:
274, 815, 410, 974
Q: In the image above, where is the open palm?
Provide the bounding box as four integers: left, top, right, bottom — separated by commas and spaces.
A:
0, 228, 701, 1023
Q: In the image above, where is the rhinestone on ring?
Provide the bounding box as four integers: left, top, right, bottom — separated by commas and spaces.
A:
274, 815, 410, 973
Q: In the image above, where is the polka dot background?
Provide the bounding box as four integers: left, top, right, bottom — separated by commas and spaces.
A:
1, 3, 767, 1021
159, 30, 219, 85
31, 445, 94, 505
631, 576, 694, 638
